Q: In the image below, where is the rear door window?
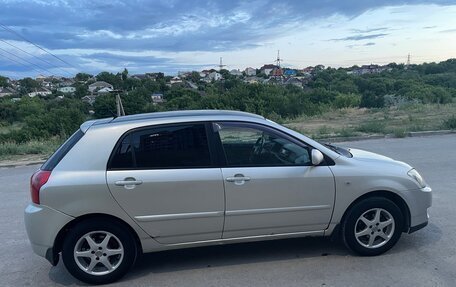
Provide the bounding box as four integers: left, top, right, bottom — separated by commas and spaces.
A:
108, 123, 212, 169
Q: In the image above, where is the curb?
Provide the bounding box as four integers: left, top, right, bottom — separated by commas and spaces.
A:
314, 129, 456, 143
0, 161, 45, 169
407, 130, 454, 137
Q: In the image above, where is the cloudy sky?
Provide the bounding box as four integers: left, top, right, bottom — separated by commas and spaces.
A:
0, 0, 455, 78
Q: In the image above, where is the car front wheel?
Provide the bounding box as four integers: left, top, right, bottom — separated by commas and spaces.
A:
342, 197, 404, 256
62, 219, 137, 284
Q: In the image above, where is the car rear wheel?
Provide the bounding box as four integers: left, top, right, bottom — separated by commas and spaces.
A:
342, 197, 404, 256
62, 219, 137, 284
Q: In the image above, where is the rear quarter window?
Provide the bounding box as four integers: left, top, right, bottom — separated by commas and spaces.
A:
41, 129, 84, 171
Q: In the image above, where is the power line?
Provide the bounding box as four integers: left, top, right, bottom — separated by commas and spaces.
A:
0, 46, 54, 75
0, 23, 76, 70
0, 39, 73, 76
0, 51, 48, 75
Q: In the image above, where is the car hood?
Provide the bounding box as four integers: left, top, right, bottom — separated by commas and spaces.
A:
349, 148, 395, 161
347, 148, 412, 169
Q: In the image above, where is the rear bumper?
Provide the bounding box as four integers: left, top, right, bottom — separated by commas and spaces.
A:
24, 204, 74, 264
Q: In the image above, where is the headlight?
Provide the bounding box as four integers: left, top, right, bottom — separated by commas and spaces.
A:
407, 169, 427, 188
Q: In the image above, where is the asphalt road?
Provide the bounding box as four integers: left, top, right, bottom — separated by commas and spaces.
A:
1, 134, 455, 287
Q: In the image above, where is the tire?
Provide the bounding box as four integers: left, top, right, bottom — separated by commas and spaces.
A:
342, 197, 404, 256
62, 218, 137, 285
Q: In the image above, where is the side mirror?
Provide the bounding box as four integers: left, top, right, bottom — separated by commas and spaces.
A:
311, 149, 324, 166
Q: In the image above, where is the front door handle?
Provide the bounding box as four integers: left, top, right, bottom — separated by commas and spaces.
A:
115, 177, 143, 189
226, 174, 251, 185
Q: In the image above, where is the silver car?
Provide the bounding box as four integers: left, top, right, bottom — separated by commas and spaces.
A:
25, 110, 431, 284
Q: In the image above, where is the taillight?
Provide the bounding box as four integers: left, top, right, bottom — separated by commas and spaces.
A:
30, 170, 51, 204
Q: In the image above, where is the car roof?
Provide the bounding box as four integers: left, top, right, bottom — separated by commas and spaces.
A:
81, 110, 265, 132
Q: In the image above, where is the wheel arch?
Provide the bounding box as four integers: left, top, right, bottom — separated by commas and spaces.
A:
340, 190, 411, 233
52, 213, 143, 264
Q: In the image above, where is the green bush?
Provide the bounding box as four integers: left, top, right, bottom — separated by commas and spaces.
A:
356, 121, 386, 134
443, 116, 456, 129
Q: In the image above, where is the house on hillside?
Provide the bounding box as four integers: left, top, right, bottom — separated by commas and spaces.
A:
178, 71, 192, 78
88, 81, 114, 93
207, 71, 222, 81
0, 87, 17, 97
131, 74, 148, 80
260, 64, 279, 76
349, 64, 391, 75
243, 76, 262, 84
229, 69, 242, 76
170, 76, 183, 84
284, 77, 303, 88
28, 87, 52, 97
244, 67, 256, 76
271, 68, 284, 77
199, 69, 216, 78
59, 78, 75, 87
97, 87, 113, 94
301, 66, 314, 76
145, 72, 164, 80
283, 69, 297, 76
58, 86, 76, 94
185, 81, 198, 90
82, 95, 97, 105
151, 93, 165, 105
35, 74, 47, 81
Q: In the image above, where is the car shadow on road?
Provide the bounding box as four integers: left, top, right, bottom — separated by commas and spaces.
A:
131, 236, 347, 276
48, 223, 442, 285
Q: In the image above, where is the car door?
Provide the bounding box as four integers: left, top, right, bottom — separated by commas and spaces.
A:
106, 122, 225, 244
214, 122, 335, 238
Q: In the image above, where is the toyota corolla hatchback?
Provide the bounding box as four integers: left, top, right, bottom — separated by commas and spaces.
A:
25, 110, 431, 284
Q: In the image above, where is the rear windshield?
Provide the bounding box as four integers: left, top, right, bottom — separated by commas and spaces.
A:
41, 129, 84, 171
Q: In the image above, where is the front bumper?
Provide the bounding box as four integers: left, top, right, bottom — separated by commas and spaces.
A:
24, 204, 74, 264
405, 186, 432, 233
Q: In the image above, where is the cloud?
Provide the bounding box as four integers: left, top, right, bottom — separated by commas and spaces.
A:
0, 0, 453, 51
346, 42, 376, 48
0, 0, 455, 76
439, 28, 456, 33
350, 27, 389, 33
331, 33, 389, 41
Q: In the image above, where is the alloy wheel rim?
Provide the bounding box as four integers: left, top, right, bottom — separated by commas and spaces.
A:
73, 231, 124, 276
354, 208, 395, 249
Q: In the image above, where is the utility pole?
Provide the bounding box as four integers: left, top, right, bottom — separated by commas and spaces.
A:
275, 50, 283, 68
115, 92, 125, 117
218, 57, 226, 71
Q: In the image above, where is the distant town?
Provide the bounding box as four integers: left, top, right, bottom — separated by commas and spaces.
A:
0, 62, 394, 106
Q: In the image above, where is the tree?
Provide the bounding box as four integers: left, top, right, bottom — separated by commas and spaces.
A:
0, 76, 9, 87
18, 77, 40, 94
75, 73, 92, 82
96, 72, 121, 88
121, 68, 129, 81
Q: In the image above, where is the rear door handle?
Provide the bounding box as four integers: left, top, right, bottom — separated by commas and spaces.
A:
226, 174, 251, 185
115, 177, 143, 189
226, 176, 251, 182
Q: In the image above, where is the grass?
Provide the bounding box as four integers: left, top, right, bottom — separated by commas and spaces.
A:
286, 103, 456, 139
0, 138, 62, 161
